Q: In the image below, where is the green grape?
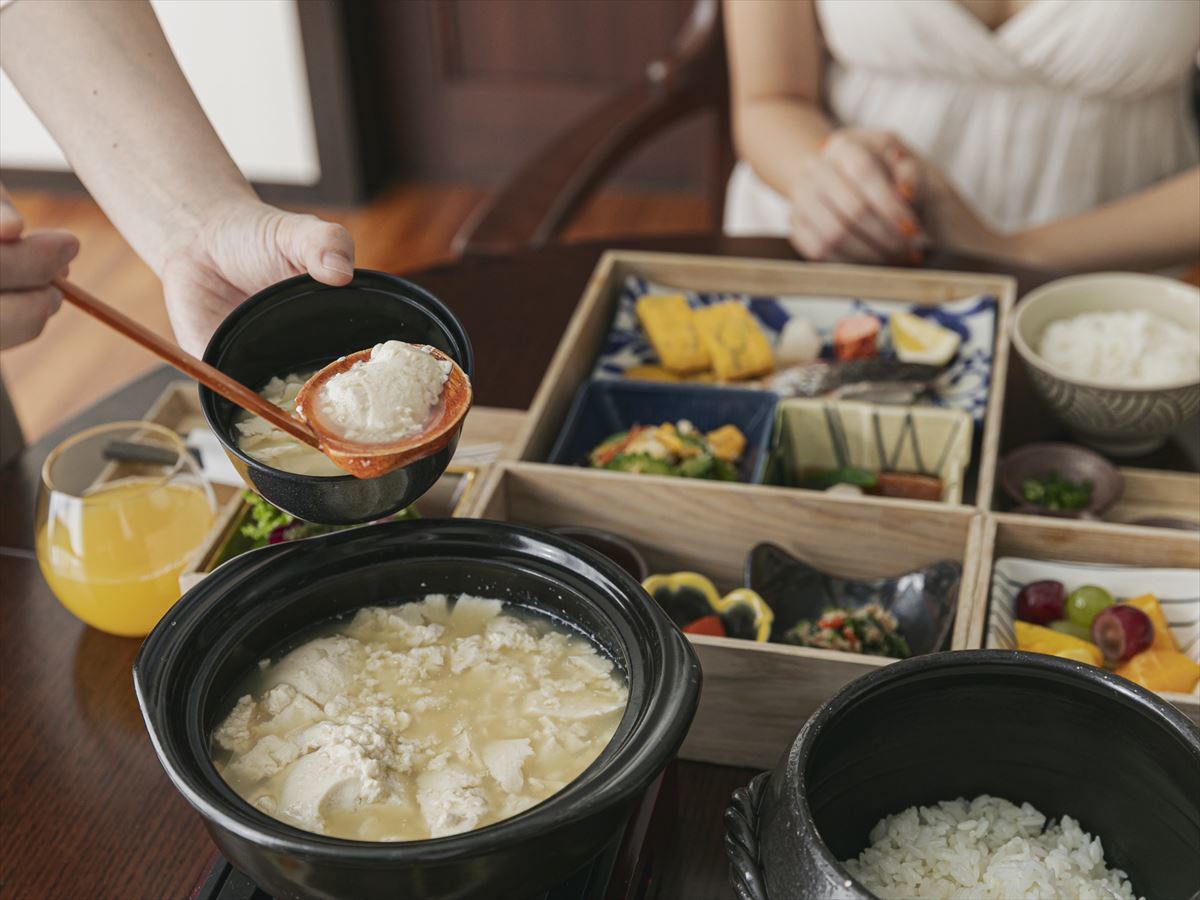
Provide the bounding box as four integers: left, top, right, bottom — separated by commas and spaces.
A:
1065, 585, 1115, 627
1048, 619, 1093, 642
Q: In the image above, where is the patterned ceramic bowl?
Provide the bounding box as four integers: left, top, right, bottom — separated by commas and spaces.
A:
1011, 273, 1200, 457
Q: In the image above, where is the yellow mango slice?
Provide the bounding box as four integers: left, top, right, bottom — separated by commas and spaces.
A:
1116, 650, 1200, 694
1015, 620, 1103, 667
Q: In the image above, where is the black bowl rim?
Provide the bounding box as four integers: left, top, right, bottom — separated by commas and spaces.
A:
786, 649, 1200, 888
133, 518, 700, 865
198, 269, 475, 485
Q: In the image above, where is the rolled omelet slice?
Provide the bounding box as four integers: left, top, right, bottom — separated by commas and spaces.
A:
694, 301, 774, 381
635, 294, 711, 374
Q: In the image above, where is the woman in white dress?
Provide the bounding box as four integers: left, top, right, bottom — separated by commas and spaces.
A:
723, 0, 1200, 271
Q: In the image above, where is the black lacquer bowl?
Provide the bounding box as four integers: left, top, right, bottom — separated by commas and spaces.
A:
200, 270, 473, 525
725, 651, 1200, 900
134, 519, 701, 900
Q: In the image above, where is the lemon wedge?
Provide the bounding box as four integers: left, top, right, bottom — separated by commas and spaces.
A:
890, 312, 961, 366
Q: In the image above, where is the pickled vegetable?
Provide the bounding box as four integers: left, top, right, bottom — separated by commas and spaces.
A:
1091, 605, 1154, 663
1016, 580, 1066, 626
1020, 472, 1091, 511
1065, 585, 1114, 627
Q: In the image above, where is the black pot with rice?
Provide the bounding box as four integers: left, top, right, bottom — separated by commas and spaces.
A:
725, 650, 1200, 899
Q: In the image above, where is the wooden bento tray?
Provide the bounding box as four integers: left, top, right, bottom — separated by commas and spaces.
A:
468, 251, 1200, 763
501, 250, 1017, 511
478, 462, 985, 769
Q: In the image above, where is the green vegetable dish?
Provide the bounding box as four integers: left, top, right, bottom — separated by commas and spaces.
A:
239, 492, 418, 550
783, 602, 910, 659
1020, 472, 1091, 511
587, 420, 746, 480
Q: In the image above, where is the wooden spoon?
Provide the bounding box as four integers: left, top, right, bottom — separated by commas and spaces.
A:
53, 277, 319, 448
295, 345, 472, 479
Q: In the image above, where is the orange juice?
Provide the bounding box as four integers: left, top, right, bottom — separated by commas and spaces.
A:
36, 478, 214, 637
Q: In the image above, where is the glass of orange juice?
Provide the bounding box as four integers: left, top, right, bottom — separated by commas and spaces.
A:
36, 421, 217, 637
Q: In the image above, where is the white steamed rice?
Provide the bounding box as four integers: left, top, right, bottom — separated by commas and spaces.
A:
842, 795, 1141, 900
1037, 310, 1199, 387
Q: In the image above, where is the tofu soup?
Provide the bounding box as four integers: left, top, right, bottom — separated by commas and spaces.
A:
211, 595, 628, 841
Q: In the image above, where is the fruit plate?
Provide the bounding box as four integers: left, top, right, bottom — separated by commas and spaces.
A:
595, 273, 998, 422
977, 515, 1200, 724
988, 557, 1200, 656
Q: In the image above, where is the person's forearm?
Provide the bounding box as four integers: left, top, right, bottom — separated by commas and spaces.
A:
1008, 169, 1200, 272
733, 98, 833, 198
0, 0, 256, 275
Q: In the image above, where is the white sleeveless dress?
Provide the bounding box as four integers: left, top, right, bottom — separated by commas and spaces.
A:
724, 0, 1200, 235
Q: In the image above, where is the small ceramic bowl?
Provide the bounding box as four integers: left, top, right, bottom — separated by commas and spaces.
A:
744, 543, 960, 654
1011, 273, 1200, 457
998, 442, 1123, 518
200, 270, 473, 525
547, 380, 777, 483
724, 651, 1200, 900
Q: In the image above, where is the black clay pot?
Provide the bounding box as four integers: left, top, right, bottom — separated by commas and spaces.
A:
134, 518, 700, 900
200, 270, 473, 525
725, 650, 1200, 900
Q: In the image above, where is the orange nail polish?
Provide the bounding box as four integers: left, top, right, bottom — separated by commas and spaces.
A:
898, 182, 915, 202
900, 218, 919, 238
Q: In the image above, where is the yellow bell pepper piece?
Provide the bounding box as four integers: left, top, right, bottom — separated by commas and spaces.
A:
1015, 620, 1103, 667
641, 572, 774, 642
1116, 650, 1200, 694
1120, 594, 1178, 652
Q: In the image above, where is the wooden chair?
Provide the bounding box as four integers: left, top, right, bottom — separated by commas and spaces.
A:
453, 0, 731, 257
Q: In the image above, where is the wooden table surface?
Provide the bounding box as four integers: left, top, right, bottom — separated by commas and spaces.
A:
0, 234, 1187, 900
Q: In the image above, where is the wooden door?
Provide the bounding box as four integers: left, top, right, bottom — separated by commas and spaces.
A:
351, 0, 708, 190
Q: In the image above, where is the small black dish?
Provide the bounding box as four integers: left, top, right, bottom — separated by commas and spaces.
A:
200, 270, 473, 525
744, 543, 959, 653
134, 518, 701, 900
725, 650, 1200, 900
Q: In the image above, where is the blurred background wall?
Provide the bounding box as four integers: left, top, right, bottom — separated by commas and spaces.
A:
1, 0, 706, 203
0, 0, 709, 440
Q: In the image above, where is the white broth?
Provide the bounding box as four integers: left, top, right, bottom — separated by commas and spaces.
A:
211, 595, 627, 841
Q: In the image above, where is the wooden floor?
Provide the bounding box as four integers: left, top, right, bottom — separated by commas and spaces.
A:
2, 183, 707, 441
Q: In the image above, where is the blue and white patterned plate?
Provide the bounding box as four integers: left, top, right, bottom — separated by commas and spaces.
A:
595, 275, 997, 423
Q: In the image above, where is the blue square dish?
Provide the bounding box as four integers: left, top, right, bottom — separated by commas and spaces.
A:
547, 380, 777, 483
